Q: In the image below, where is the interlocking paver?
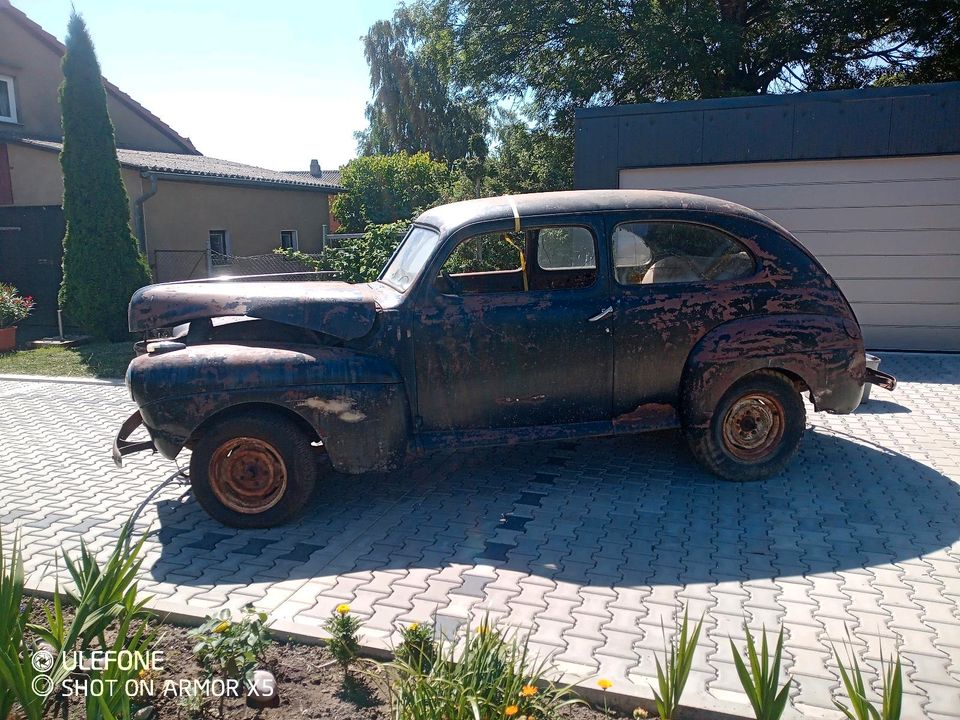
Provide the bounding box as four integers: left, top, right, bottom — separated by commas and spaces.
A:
2, 352, 960, 717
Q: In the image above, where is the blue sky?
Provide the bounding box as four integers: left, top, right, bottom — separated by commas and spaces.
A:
20, 0, 400, 171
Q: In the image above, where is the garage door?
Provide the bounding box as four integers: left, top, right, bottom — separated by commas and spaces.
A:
620, 155, 960, 352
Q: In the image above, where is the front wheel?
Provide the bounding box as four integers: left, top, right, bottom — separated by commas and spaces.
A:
685, 369, 805, 481
189, 411, 319, 528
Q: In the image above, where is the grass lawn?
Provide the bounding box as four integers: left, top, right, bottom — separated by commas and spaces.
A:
0, 341, 135, 379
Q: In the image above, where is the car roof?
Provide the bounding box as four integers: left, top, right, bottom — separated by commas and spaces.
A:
415, 189, 787, 235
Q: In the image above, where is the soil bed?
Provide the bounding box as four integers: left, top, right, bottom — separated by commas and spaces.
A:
26, 600, 631, 720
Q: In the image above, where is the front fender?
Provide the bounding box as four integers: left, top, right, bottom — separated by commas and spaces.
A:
128, 343, 410, 473
681, 313, 865, 427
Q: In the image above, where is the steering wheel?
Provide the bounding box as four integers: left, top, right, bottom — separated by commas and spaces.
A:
441, 269, 464, 295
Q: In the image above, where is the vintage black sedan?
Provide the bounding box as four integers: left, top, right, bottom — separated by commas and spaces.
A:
115, 190, 895, 527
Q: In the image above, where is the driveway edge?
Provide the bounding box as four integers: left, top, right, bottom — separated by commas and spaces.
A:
0, 373, 125, 386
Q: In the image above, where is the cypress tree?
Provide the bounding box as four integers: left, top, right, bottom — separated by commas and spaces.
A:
58, 12, 152, 341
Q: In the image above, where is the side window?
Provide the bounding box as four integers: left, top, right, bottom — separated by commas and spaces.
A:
436, 226, 599, 294
438, 232, 525, 294
537, 227, 596, 270
613, 222, 755, 286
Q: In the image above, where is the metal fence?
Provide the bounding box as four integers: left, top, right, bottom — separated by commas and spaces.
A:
152, 249, 335, 283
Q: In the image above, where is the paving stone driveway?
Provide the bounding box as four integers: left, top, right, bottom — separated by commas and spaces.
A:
1, 352, 959, 719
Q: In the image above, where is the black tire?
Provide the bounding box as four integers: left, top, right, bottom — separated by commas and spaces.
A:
685, 369, 805, 481
189, 410, 318, 528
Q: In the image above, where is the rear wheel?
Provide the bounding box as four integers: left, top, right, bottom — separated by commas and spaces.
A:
190, 411, 318, 528
685, 370, 805, 481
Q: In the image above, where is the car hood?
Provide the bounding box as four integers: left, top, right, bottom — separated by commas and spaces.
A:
128, 279, 379, 340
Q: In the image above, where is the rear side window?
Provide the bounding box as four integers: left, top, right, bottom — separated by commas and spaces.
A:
537, 227, 596, 270
613, 221, 755, 286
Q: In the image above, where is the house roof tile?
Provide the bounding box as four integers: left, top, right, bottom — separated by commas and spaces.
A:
19, 138, 343, 192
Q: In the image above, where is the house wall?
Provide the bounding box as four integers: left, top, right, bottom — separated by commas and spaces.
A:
0, 7, 190, 153
5, 141, 141, 217
142, 178, 330, 258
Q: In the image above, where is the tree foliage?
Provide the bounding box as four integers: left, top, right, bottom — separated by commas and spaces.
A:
357, 2, 487, 162
331, 152, 452, 232
484, 122, 573, 195
58, 13, 151, 341
357, 0, 958, 188
449, 0, 960, 125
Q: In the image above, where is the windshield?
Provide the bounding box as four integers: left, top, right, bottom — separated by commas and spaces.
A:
380, 226, 441, 292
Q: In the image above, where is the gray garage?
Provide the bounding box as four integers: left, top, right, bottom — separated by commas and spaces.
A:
574, 82, 960, 352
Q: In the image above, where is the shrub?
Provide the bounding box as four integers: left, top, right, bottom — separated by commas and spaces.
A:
331, 152, 451, 232
652, 608, 703, 720
5, 519, 155, 720
0, 285, 34, 329
380, 619, 581, 720
323, 603, 362, 671
274, 220, 408, 284
189, 605, 272, 684
832, 629, 902, 720
0, 532, 45, 720
58, 13, 152, 341
730, 625, 792, 720
395, 622, 437, 674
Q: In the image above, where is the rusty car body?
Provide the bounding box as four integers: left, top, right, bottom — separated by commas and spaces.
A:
115, 190, 895, 527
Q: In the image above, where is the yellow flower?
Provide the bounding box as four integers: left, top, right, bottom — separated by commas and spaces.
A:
477, 624, 489, 635
597, 678, 613, 690
409, 623, 419, 631
521, 685, 538, 697
213, 620, 231, 633
505, 706, 519, 717
336, 604, 351, 615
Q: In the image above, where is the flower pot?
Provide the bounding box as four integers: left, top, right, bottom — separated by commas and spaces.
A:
0, 326, 15, 353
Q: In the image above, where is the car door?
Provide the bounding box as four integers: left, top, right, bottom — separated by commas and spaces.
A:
412, 215, 614, 432
609, 213, 759, 423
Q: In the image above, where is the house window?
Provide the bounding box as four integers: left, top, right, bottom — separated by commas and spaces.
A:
209, 230, 230, 265
0, 75, 17, 124
280, 229, 298, 250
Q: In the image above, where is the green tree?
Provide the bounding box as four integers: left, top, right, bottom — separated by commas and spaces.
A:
58, 13, 151, 341
357, 2, 487, 162
485, 122, 573, 195
331, 152, 451, 232
449, 0, 960, 126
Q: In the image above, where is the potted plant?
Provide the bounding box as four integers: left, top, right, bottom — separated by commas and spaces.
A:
0, 284, 34, 352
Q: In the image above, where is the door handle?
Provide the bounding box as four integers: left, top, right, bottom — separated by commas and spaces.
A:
588, 306, 614, 322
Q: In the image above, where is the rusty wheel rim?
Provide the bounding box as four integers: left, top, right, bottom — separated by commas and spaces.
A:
208, 437, 288, 514
721, 392, 785, 462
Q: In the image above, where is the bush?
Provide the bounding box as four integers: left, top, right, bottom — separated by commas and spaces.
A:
0, 519, 155, 720
380, 620, 582, 720
322, 604, 363, 672
274, 220, 407, 284
189, 605, 272, 684
331, 152, 451, 232
0, 284, 34, 328
58, 13, 152, 341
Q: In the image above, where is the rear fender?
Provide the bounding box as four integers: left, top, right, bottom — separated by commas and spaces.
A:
681, 314, 865, 428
